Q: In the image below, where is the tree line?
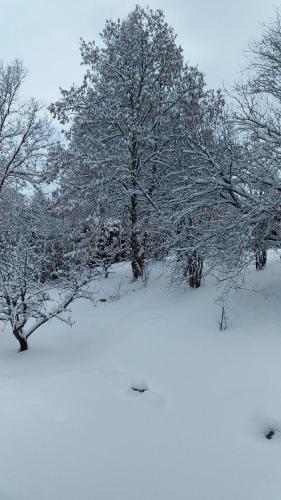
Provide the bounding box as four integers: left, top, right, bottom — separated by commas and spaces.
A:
1, 5, 281, 350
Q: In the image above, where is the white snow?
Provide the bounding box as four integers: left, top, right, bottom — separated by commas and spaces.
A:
1, 256, 281, 499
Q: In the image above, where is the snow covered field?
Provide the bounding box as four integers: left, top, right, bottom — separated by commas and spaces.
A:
1, 256, 281, 500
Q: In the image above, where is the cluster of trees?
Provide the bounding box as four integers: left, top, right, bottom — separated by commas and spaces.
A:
2, 5, 281, 351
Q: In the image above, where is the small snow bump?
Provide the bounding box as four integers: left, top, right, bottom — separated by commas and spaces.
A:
130, 380, 148, 393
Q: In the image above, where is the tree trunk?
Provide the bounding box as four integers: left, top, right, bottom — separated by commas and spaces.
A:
185, 251, 203, 288
255, 249, 267, 270
13, 329, 28, 352
131, 235, 144, 280
131, 193, 144, 280
130, 131, 144, 280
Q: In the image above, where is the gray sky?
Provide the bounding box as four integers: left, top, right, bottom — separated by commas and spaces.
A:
0, 0, 277, 104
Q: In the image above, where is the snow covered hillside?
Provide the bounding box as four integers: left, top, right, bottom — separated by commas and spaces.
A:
1, 256, 281, 500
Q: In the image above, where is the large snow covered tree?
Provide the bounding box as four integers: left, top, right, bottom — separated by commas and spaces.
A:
49, 6, 205, 280
190, 10, 281, 281
166, 6, 281, 286
0, 61, 95, 352
154, 10, 281, 288
231, 10, 281, 258
169, 112, 260, 285
164, 86, 226, 287
0, 60, 52, 194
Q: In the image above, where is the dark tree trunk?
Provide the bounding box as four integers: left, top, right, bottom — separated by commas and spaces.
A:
131, 192, 144, 280
131, 238, 144, 280
13, 329, 28, 352
130, 133, 144, 280
255, 249, 267, 270
185, 251, 203, 288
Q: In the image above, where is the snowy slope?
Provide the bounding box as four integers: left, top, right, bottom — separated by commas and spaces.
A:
1, 256, 281, 500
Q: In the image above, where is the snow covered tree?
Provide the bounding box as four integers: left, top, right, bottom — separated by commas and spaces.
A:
165, 86, 225, 287
230, 10, 281, 262
0, 189, 96, 352
49, 6, 205, 280
199, 10, 281, 280
0, 60, 52, 195
176, 121, 257, 284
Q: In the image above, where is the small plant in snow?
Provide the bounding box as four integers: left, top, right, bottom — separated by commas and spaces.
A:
217, 301, 229, 332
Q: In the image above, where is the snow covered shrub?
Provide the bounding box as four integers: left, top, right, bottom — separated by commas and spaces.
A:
92, 221, 127, 278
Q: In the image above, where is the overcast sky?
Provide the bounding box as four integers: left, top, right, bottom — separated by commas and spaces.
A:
0, 0, 277, 104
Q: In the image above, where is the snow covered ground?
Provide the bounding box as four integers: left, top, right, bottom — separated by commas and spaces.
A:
1, 255, 281, 500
